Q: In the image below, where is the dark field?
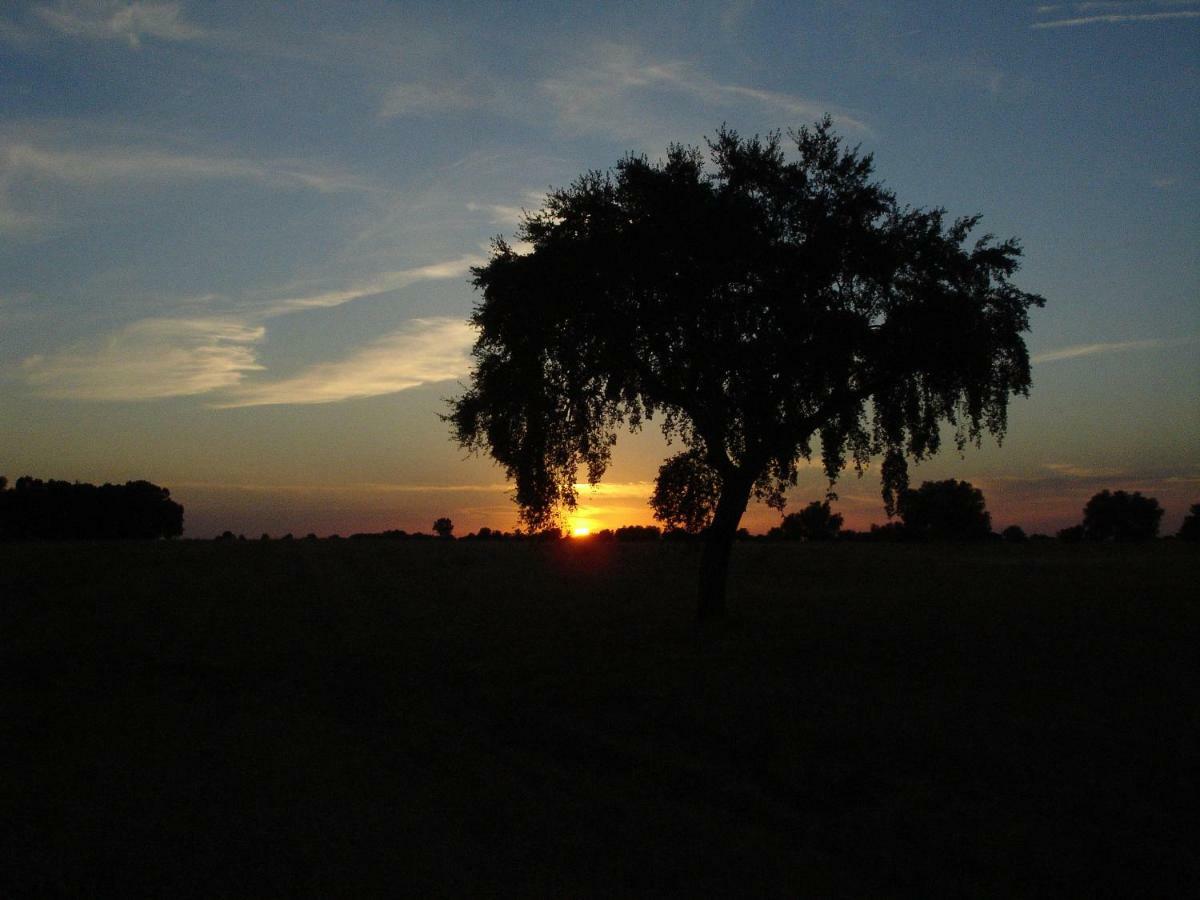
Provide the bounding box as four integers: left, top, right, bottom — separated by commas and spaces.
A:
2, 540, 1195, 897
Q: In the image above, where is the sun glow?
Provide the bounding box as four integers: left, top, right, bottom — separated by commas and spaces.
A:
570, 525, 592, 538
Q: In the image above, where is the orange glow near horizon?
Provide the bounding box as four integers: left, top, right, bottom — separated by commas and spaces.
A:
569, 517, 595, 537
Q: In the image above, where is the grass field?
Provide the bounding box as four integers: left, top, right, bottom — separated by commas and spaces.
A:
2, 539, 1195, 897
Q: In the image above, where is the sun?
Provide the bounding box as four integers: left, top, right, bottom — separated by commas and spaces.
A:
568, 518, 594, 538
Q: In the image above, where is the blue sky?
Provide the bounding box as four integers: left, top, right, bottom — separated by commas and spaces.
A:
1, 1, 1197, 536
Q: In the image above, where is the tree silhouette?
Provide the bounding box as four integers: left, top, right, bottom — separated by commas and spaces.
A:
0, 476, 183, 540
650, 449, 721, 534
898, 479, 992, 541
1081, 490, 1163, 542
1178, 503, 1200, 542
432, 517, 454, 539
1001, 524, 1028, 543
776, 500, 843, 541
448, 119, 1043, 618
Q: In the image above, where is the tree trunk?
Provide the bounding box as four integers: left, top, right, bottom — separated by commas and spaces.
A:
697, 471, 755, 621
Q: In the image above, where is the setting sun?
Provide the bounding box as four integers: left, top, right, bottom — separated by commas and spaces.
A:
570, 523, 592, 538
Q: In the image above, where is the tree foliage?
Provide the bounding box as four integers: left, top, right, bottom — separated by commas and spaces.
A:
448, 119, 1043, 615
1178, 503, 1200, 542
432, 517, 455, 539
776, 500, 844, 541
650, 450, 722, 534
1081, 490, 1163, 542
0, 476, 183, 541
897, 479, 992, 540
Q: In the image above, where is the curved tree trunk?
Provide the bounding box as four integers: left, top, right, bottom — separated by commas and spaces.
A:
697, 470, 755, 621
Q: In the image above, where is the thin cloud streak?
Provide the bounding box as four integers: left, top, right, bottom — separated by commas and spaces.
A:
378, 81, 487, 119
172, 480, 515, 494
22, 317, 264, 400
1, 141, 369, 193
262, 255, 484, 316
1033, 10, 1200, 27
1031, 335, 1197, 363
17, 251, 480, 402
542, 45, 870, 138
35, 1, 205, 47
215, 317, 475, 407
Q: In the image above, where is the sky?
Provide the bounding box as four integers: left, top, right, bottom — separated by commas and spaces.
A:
1, 0, 1197, 537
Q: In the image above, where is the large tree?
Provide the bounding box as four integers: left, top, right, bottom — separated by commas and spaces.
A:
448, 120, 1043, 619
897, 479, 993, 541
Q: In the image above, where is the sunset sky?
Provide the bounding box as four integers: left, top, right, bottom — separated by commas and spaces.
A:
1, 1, 1197, 537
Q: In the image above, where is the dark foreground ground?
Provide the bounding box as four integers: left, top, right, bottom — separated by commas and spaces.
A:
1, 540, 1195, 897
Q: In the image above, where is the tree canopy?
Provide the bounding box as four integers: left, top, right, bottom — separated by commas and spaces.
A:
448, 119, 1043, 617
1081, 490, 1163, 542
774, 500, 844, 541
0, 476, 183, 541
897, 479, 992, 541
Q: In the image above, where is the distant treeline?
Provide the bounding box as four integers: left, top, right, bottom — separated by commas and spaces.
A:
218, 490, 1200, 546
0, 476, 183, 541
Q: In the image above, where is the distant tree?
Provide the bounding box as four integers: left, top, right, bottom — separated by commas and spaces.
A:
777, 500, 844, 541
1178, 504, 1200, 542
1001, 524, 1027, 543
615, 525, 661, 542
1057, 524, 1084, 543
432, 517, 454, 539
867, 522, 909, 542
897, 479, 992, 540
448, 120, 1043, 618
1082, 490, 1163, 542
0, 476, 182, 541
650, 449, 721, 534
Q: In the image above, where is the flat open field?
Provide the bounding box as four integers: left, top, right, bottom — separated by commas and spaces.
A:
2, 540, 1195, 897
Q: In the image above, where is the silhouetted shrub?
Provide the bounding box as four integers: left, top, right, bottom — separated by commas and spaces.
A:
867, 522, 910, 542
1178, 504, 1200, 542
432, 517, 454, 539
650, 450, 720, 534
615, 525, 661, 542
1057, 525, 1084, 543
1001, 525, 1027, 543
776, 500, 843, 541
0, 476, 183, 541
1081, 490, 1163, 542
898, 480, 992, 541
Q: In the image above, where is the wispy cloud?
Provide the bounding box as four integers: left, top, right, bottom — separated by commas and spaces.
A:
36, 1, 205, 47
542, 44, 869, 139
1043, 462, 1127, 478
0, 186, 47, 235
22, 317, 264, 400
1, 141, 367, 193
378, 81, 488, 119
1032, 335, 1197, 363
261, 254, 484, 316
215, 317, 475, 407
1033, 1, 1200, 28
465, 201, 526, 226
18, 248, 480, 403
